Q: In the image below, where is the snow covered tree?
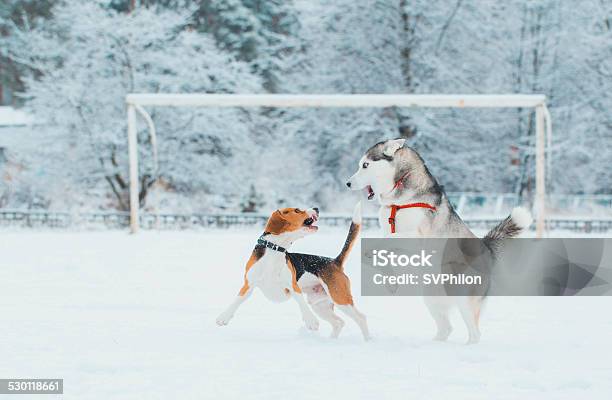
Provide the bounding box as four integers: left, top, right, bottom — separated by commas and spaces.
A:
239, 184, 264, 212
0, 0, 57, 105
274, 0, 408, 210
540, 0, 612, 195
193, 0, 302, 91
2, 0, 611, 214
8, 0, 262, 211
401, 0, 612, 196
143, 0, 304, 92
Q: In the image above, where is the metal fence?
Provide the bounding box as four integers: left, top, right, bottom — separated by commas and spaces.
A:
1, 209, 611, 233
447, 192, 612, 216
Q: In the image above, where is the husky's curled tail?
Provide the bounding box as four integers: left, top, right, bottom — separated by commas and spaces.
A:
483, 207, 532, 257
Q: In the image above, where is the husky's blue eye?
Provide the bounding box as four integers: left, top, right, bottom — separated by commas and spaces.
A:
362, 162, 369, 169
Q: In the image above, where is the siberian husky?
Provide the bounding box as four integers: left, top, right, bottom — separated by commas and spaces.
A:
346, 138, 532, 344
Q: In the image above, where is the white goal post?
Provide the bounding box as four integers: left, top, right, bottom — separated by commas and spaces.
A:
125, 94, 552, 236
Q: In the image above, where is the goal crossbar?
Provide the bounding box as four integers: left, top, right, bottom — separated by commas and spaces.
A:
126, 93, 546, 108
126, 93, 551, 236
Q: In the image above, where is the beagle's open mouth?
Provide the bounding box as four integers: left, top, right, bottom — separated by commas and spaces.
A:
365, 185, 375, 200
303, 214, 319, 231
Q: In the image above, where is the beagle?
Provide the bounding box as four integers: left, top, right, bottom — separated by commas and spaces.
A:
216, 203, 370, 340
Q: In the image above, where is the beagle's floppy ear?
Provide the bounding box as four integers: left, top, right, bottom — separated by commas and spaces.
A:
264, 210, 289, 235
383, 138, 406, 158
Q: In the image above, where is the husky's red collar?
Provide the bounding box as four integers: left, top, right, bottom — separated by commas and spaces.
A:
388, 203, 437, 234
386, 171, 437, 234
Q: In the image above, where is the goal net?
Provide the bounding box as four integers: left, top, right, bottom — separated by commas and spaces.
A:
125, 94, 552, 237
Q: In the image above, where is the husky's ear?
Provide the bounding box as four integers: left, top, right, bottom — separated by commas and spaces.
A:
383, 139, 406, 158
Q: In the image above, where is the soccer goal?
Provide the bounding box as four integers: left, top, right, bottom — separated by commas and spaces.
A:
125, 94, 552, 236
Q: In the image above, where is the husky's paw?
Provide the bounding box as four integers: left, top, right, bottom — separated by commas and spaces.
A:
433, 328, 452, 341
216, 312, 233, 326
466, 334, 481, 345
303, 313, 319, 331
465, 332, 480, 344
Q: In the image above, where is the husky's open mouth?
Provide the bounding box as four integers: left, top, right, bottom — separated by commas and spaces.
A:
365, 185, 375, 200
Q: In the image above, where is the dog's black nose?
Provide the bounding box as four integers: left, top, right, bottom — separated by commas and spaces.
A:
313, 207, 319, 214
346, 182, 351, 188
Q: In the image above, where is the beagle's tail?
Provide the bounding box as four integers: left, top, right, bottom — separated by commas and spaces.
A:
335, 202, 362, 267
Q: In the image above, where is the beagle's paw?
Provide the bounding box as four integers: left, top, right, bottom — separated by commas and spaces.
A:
216, 312, 233, 326
303, 313, 319, 331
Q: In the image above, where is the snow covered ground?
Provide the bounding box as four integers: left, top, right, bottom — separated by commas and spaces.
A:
1, 228, 612, 399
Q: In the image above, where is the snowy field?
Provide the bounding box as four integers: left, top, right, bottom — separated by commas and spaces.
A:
2, 228, 612, 399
